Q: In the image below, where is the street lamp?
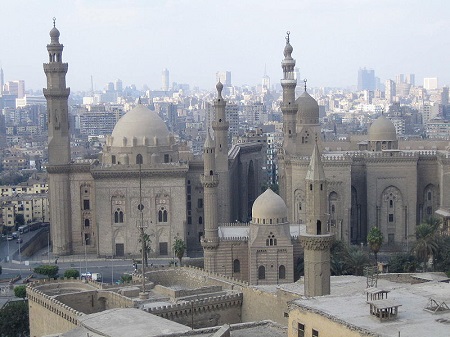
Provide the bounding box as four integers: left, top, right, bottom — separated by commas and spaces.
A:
136, 160, 149, 299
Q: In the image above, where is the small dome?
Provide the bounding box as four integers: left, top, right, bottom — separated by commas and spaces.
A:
296, 91, 319, 123
216, 80, 223, 93
111, 104, 170, 147
50, 26, 60, 38
284, 42, 293, 58
252, 188, 288, 223
368, 115, 397, 141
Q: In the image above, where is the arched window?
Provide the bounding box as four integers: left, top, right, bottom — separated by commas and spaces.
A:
136, 154, 143, 165
84, 219, 90, 227
158, 208, 168, 223
258, 266, 265, 280
199, 216, 203, 225
233, 259, 240, 273
279, 265, 286, 279
428, 191, 432, 201
209, 170, 213, 176
114, 209, 124, 223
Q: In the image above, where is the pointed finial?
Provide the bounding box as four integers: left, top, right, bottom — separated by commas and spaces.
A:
53, 17, 56, 27
286, 31, 290, 44
303, 78, 307, 92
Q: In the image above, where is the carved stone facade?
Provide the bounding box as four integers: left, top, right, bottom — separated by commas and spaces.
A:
44, 25, 264, 258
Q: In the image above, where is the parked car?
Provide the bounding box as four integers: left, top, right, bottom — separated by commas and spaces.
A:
16, 238, 23, 244
6, 235, 13, 241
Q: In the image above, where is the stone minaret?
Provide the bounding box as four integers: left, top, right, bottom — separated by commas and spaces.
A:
44, 19, 72, 255
280, 31, 297, 154
300, 139, 334, 296
200, 128, 219, 271
212, 81, 230, 222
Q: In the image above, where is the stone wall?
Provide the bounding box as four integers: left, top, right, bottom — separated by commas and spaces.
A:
55, 290, 134, 314
153, 284, 223, 298
27, 283, 82, 337
288, 303, 379, 337
145, 293, 243, 329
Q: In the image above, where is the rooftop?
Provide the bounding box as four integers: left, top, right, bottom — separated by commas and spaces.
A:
289, 275, 450, 337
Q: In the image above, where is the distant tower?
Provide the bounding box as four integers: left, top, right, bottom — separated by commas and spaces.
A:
300, 139, 334, 296
215, 71, 231, 87
115, 79, 123, 94
262, 65, 270, 92
200, 128, 219, 271
0, 67, 4, 93
212, 81, 230, 222
385, 79, 396, 103
43, 19, 73, 255
357, 68, 375, 91
162, 68, 169, 91
280, 31, 297, 152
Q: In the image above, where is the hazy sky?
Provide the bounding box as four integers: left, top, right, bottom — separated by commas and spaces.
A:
1, 0, 449, 92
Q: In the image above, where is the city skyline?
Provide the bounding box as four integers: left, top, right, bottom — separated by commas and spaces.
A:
1, 0, 449, 92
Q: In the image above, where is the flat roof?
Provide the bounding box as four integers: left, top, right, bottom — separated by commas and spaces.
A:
290, 276, 450, 337
73, 308, 191, 337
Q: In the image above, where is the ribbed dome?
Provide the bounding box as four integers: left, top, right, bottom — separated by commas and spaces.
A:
296, 91, 319, 124
110, 104, 170, 147
252, 188, 288, 223
368, 115, 397, 141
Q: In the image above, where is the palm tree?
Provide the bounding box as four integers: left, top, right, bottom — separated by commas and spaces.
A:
367, 227, 383, 265
345, 246, 370, 276
412, 219, 441, 271
173, 238, 186, 266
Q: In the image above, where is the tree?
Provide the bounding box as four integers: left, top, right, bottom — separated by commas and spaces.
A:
14, 285, 27, 299
34, 265, 59, 279
138, 233, 152, 267
388, 253, 417, 273
412, 220, 441, 271
0, 300, 29, 337
345, 246, 370, 276
64, 269, 80, 279
120, 273, 132, 283
367, 227, 383, 265
173, 238, 186, 266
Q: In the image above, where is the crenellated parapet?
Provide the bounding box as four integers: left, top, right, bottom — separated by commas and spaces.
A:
300, 233, 334, 251
220, 236, 248, 242
27, 283, 84, 326
145, 292, 243, 317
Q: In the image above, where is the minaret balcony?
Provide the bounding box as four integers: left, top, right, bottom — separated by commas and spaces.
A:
200, 237, 219, 249
43, 63, 68, 72
200, 174, 219, 187
43, 88, 70, 98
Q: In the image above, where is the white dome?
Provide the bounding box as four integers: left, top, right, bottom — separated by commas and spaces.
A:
110, 104, 170, 147
368, 115, 397, 141
252, 188, 288, 224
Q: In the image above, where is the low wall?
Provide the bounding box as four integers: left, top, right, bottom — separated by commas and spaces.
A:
153, 284, 223, 298
145, 293, 243, 329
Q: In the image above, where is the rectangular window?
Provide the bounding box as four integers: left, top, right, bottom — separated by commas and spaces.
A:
187, 202, 191, 211
312, 329, 319, 337
388, 214, 394, 222
159, 242, 168, 255
388, 233, 395, 245
187, 186, 191, 194
198, 198, 203, 209
187, 216, 192, 225
297, 323, 305, 337
83, 199, 90, 210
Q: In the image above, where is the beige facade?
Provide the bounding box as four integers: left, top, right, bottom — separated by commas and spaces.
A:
44, 25, 264, 257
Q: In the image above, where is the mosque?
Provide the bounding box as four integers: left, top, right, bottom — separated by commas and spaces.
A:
45, 22, 450, 288
44, 22, 264, 259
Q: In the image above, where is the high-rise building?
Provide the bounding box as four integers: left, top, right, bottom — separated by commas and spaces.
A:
385, 80, 396, 103
424, 77, 438, 90
0, 67, 4, 93
357, 68, 375, 91
115, 79, 123, 93
4, 80, 25, 98
441, 86, 449, 105
162, 68, 169, 91
215, 71, 231, 86
406, 73, 415, 86
395, 74, 405, 85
